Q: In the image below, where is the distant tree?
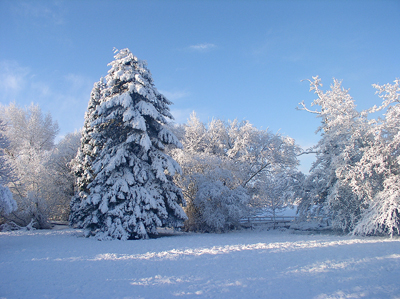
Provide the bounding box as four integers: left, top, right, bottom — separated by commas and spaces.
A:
170, 112, 301, 232
0, 103, 59, 228
0, 186, 16, 217
43, 131, 81, 220
0, 120, 17, 218
173, 146, 250, 232
70, 48, 187, 240
251, 171, 304, 227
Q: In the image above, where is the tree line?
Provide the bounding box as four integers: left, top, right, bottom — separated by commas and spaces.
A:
1, 49, 398, 237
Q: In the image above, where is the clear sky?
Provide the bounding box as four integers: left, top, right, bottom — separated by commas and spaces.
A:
0, 0, 399, 172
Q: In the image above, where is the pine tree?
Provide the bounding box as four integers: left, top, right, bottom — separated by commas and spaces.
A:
70, 49, 187, 240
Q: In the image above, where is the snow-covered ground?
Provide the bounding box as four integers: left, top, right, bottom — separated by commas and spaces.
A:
1, 227, 399, 299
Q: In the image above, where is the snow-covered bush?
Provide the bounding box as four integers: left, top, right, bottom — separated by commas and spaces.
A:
173, 149, 249, 232
170, 113, 301, 232
70, 48, 187, 240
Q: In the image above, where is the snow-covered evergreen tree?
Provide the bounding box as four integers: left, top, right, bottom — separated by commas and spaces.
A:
70, 80, 106, 198
70, 48, 187, 240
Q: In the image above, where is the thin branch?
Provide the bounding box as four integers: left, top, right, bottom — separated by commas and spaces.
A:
296, 101, 320, 114
243, 162, 270, 187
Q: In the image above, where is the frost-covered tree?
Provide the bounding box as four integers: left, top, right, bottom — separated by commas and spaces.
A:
297, 77, 400, 236
0, 103, 59, 228
173, 147, 249, 232
70, 48, 187, 240
0, 120, 17, 218
44, 131, 81, 220
349, 79, 400, 236
251, 171, 304, 226
297, 77, 367, 231
170, 112, 301, 232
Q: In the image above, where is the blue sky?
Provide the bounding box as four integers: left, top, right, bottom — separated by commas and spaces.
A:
0, 0, 399, 172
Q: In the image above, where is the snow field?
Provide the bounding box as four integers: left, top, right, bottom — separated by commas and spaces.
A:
0, 228, 399, 299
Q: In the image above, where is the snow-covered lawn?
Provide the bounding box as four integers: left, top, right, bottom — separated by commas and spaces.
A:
1, 228, 399, 299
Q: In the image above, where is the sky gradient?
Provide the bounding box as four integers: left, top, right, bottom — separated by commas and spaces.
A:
1, 0, 399, 172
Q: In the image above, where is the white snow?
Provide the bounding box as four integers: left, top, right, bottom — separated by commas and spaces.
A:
1, 228, 399, 299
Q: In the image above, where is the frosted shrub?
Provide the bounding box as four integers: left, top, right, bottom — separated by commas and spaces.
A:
170, 113, 301, 232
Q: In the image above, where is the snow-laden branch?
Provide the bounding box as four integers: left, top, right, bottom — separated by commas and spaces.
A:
242, 162, 271, 188
296, 101, 321, 114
